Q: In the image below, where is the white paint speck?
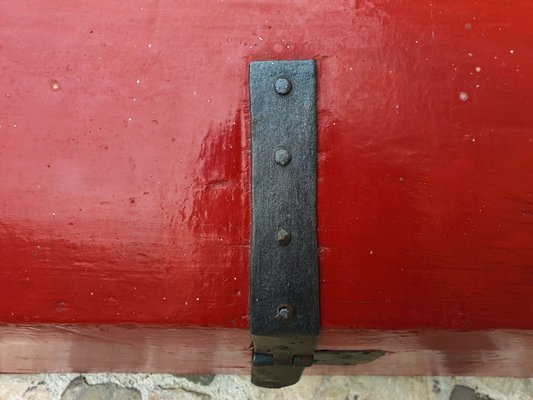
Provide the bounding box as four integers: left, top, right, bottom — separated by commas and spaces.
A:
510, 49, 515, 54
459, 91, 469, 102
136, 79, 141, 84
369, 250, 374, 255
196, 297, 200, 301
12, 124, 17, 128
148, 43, 152, 48
475, 66, 481, 73
472, 138, 476, 142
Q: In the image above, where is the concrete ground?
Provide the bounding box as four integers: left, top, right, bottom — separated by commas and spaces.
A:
0, 374, 531, 400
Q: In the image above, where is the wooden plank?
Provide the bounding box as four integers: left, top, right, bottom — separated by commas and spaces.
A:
0, 326, 531, 376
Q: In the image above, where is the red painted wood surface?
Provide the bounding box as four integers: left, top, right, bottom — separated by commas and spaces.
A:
1, 0, 533, 374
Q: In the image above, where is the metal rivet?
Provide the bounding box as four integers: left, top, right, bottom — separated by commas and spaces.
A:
275, 78, 292, 95
276, 305, 292, 320
277, 308, 290, 319
276, 228, 291, 246
275, 149, 291, 166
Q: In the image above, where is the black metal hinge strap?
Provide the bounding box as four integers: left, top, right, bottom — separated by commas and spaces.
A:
249, 60, 319, 389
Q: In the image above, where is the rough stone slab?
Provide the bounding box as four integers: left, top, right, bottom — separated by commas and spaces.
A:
0, 374, 531, 400
449, 385, 494, 400
61, 377, 141, 400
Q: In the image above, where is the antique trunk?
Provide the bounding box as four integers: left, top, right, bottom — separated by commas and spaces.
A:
0, 0, 532, 387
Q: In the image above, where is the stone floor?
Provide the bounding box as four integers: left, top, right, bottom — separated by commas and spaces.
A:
0, 374, 531, 400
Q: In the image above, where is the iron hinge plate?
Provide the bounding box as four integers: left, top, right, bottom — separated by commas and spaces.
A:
249, 59, 319, 388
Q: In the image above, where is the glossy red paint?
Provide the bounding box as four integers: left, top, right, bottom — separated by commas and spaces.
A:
1, 0, 533, 374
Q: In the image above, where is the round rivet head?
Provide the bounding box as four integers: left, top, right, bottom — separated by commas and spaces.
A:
276, 307, 290, 320
276, 304, 293, 320
275, 78, 292, 95
276, 228, 291, 246
275, 149, 291, 166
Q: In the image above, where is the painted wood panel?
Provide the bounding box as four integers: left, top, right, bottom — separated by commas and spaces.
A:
0, 0, 532, 374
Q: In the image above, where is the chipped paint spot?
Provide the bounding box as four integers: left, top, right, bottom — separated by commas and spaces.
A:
459, 91, 469, 102
50, 80, 61, 91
